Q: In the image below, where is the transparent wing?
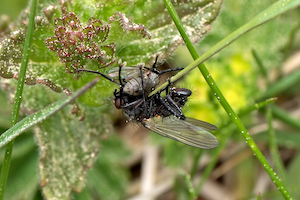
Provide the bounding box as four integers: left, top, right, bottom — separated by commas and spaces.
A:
142, 116, 219, 149
185, 117, 218, 131
108, 66, 141, 80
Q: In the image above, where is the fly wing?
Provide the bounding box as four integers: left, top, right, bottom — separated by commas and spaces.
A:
185, 117, 218, 131
142, 116, 219, 149
108, 66, 141, 80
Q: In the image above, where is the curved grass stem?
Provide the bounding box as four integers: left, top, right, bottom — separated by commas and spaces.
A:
163, 0, 299, 199
194, 98, 278, 193
151, 0, 300, 96
0, 0, 37, 198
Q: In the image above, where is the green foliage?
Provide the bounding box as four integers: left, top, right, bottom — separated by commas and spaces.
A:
152, 0, 300, 199
286, 152, 300, 199
0, 0, 222, 199
1, 134, 40, 200
0, 0, 300, 199
81, 136, 131, 200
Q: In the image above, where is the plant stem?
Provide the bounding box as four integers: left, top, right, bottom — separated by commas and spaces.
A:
163, 0, 295, 199
252, 49, 269, 83
196, 98, 277, 192
255, 48, 289, 191
0, 77, 101, 148
181, 172, 197, 200
272, 104, 300, 130
0, 0, 37, 198
258, 69, 300, 101
190, 149, 203, 178
267, 106, 288, 186
151, 0, 300, 96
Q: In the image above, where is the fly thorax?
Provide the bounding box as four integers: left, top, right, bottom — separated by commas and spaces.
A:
143, 72, 159, 89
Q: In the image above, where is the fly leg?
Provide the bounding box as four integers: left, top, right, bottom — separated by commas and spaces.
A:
144, 55, 184, 75
147, 97, 153, 118
75, 68, 119, 85
157, 94, 185, 119
164, 95, 185, 119
158, 79, 186, 119
118, 60, 126, 106
139, 64, 148, 116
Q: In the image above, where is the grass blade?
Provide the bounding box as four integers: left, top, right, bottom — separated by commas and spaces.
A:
162, 0, 299, 199
258, 69, 300, 101
196, 98, 278, 193
271, 105, 300, 130
267, 106, 288, 186
0, 0, 37, 198
0, 78, 100, 148
151, 0, 300, 95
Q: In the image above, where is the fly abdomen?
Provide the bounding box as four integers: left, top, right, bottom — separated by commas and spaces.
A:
123, 72, 159, 96
123, 78, 143, 96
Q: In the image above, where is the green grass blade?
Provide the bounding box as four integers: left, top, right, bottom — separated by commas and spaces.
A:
163, 0, 299, 199
252, 49, 269, 83
271, 105, 300, 130
190, 149, 203, 178
196, 98, 278, 193
254, 130, 300, 150
258, 69, 300, 101
197, 124, 235, 194
163, 0, 200, 58
239, 98, 278, 115
151, 0, 300, 95
181, 172, 197, 200
0, 0, 37, 198
0, 78, 100, 148
267, 106, 288, 187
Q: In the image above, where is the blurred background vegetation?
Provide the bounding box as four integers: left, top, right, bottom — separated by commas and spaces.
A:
0, 0, 300, 200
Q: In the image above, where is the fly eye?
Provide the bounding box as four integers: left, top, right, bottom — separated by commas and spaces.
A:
114, 98, 124, 109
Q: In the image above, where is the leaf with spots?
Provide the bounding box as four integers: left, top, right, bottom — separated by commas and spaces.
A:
93, 0, 223, 64
34, 106, 111, 199
0, 0, 222, 199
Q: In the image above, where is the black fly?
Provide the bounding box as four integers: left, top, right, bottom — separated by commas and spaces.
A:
117, 82, 219, 149
76, 57, 219, 149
